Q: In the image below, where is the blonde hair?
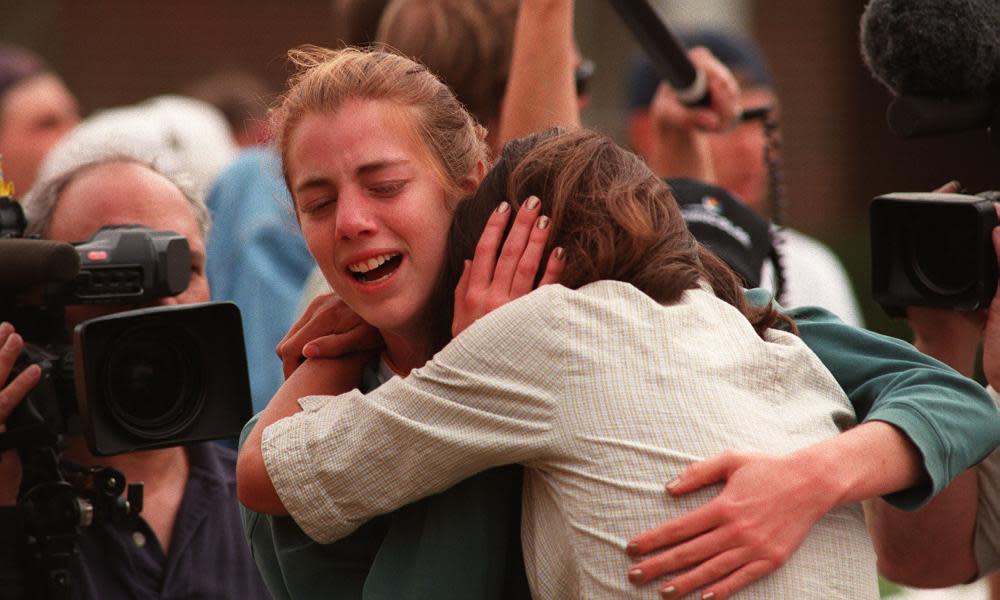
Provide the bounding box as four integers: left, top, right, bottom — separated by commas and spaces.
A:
272, 45, 488, 205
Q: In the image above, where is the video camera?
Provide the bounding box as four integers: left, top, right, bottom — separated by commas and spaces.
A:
1, 201, 252, 455
858, 0, 1000, 317
0, 183, 251, 599
871, 192, 999, 317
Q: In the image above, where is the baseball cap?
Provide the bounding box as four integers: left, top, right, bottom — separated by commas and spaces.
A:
669, 177, 772, 287
628, 27, 773, 110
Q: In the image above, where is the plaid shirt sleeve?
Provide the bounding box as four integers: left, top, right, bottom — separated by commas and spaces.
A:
262, 287, 567, 544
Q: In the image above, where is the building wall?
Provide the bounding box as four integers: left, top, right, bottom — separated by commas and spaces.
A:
5, 1, 995, 331
755, 0, 998, 229
3, 1, 338, 114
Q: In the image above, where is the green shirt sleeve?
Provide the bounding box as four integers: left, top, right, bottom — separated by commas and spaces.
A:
746, 288, 1000, 509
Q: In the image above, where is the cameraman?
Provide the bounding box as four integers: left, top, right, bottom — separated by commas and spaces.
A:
867, 194, 1000, 589
0, 157, 270, 599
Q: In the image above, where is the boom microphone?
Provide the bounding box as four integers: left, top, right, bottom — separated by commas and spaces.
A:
0, 239, 80, 290
859, 0, 1000, 138
608, 0, 709, 107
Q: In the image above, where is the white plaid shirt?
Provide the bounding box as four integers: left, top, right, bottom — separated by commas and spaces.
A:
264, 281, 878, 599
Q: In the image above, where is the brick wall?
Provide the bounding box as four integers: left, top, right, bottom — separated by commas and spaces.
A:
17, 1, 338, 114
754, 0, 999, 231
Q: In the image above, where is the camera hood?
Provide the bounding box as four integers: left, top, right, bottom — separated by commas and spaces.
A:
72, 301, 252, 455
871, 192, 998, 315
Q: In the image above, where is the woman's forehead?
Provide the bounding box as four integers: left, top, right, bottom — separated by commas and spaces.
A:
296, 101, 433, 166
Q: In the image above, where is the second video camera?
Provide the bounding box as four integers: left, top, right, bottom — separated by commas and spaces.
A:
871, 191, 998, 316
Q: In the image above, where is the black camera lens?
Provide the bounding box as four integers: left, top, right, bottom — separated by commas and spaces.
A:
907, 206, 977, 296
102, 325, 203, 440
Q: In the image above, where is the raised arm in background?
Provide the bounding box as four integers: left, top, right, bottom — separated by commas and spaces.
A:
497, 0, 579, 145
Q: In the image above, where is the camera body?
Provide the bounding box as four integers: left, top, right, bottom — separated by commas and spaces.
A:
2, 215, 252, 456
67, 225, 192, 304
870, 192, 998, 316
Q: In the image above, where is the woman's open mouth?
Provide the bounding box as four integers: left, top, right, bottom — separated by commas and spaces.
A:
347, 252, 403, 283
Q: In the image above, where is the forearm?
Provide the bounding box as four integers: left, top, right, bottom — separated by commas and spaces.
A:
801, 420, 925, 508
236, 356, 366, 514
865, 469, 978, 587
498, 0, 579, 145
625, 419, 928, 597
259, 304, 561, 543
785, 301, 1000, 502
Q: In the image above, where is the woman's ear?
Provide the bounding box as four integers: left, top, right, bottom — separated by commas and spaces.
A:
462, 160, 487, 194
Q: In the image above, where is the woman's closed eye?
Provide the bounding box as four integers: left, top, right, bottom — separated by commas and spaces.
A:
368, 179, 408, 197
300, 195, 337, 214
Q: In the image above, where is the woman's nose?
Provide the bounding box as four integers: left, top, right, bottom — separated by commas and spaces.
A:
334, 191, 378, 239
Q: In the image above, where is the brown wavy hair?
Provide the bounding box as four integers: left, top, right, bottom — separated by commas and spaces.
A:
429, 128, 795, 350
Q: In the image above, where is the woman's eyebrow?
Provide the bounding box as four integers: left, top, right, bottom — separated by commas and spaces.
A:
294, 176, 332, 195
294, 159, 412, 193
357, 159, 410, 176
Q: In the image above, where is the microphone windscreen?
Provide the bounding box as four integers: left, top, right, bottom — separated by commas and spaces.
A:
0, 239, 79, 290
860, 0, 1000, 97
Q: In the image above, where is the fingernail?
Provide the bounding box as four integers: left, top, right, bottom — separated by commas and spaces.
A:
525, 196, 540, 210
660, 586, 678, 599
496, 201, 510, 214
666, 478, 681, 492
628, 568, 644, 584
702, 593, 716, 600
537, 216, 550, 230
303, 343, 316, 357
553, 247, 565, 260
625, 542, 640, 557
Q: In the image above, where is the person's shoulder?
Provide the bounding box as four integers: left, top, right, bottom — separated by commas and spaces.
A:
457, 284, 574, 343
560, 279, 658, 307
210, 146, 284, 197
780, 228, 846, 268
226, 146, 280, 173
778, 227, 864, 326
497, 281, 647, 316
471, 281, 668, 334
188, 441, 238, 486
